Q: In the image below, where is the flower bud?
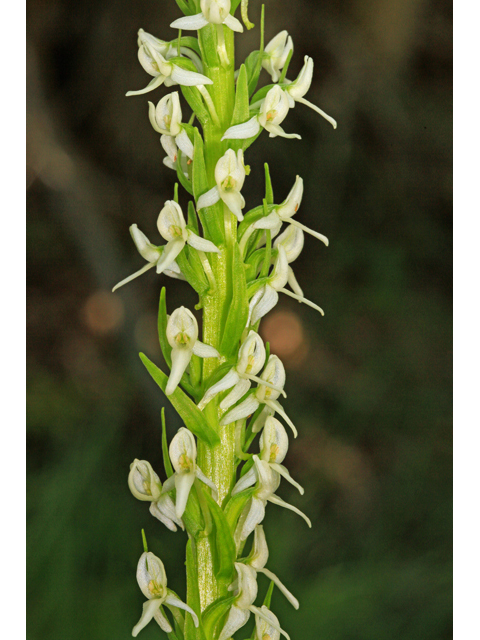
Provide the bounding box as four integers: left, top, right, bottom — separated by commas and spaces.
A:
128, 459, 162, 501
276, 176, 304, 219
263, 31, 294, 83
259, 417, 289, 464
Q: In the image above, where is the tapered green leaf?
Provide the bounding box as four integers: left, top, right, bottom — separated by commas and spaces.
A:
192, 129, 224, 246
176, 246, 209, 295
181, 86, 210, 124
219, 245, 248, 357
245, 248, 266, 282
263, 581, 275, 608
229, 65, 251, 153
176, 150, 194, 195
250, 83, 275, 107
264, 163, 274, 204
161, 408, 174, 478
202, 595, 236, 640
174, 0, 194, 16
158, 287, 172, 368
188, 201, 199, 234
245, 50, 262, 96
184, 540, 207, 640
140, 353, 220, 447
224, 486, 256, 532
203, 492, 236, 581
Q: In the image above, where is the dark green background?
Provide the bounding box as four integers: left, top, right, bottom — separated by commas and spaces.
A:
27, 0, 452, 638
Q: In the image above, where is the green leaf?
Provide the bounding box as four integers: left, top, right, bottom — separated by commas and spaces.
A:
232, 64, 250, 124
224, 486, 256, 532
219, 245, 248, 358
174, 0, 194, 16
176, 246, 209, 295
184, 540, 207, 640
187, 200, 199, 234
203, 492, 236, 581
245, 248, 266, 282
140, 353, 220, 447
192, 129, 224, 246
250, 83, 275, 107
161, 408, 174, 478
176, 150, 194, 196
264, 163, 274, 204
202, 595, 236, 640
174, 36, 201, 55
263, 580, 275, 608
158, 287, 172, 368
181, 86, 210, 124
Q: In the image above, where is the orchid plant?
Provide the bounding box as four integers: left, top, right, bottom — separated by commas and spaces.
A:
115, 1, 336, 637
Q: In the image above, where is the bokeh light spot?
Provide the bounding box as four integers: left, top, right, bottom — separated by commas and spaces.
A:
83, 290, 125, 335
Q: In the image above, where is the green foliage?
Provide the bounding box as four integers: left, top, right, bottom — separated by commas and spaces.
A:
219, 244, 249, 357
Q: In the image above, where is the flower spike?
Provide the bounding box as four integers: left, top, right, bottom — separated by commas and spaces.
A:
132, 551, 199, 637
161, 428, 218, 518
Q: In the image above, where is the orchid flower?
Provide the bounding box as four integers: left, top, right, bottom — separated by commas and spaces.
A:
170, 0, 244, 33
222, 85, 300, 141
232, 455, 311, 546
220, 354, 297, 436
132, 551, 199, 637
248, 244, 325, 325
245, 525, 299, 609
128, 459, 184, 532
254, 606, 289, 640
273, 224, 306, 299
198, 330, 285, 411
262, 31, 294, 83
135, 28, 203, 74
219, 563, 290, 640
197, 149, 247, 221
112, 224, 185, 292
148, 92, 194, 161
165, 307, 220, 396
161, 427, 218, 519
160, 134, 190, 176
283, 55, 337, 129
127, 30, 212, 97
259, 416, 304, 494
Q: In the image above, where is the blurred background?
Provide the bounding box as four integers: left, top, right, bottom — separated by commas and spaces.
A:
26, 0, 452, 638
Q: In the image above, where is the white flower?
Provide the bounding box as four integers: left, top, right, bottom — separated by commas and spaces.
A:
220, 355, 297, 437
219, 563, 290, 640
135, 29, 203, 74
128, 459, 184, 532
246, 525, 299, 609
170, 0, 244, 33
273, 224, 307, 299
148, 92, 194, 161
165, 307, 220, 396
262, 31, 294, 83
222, 85, 300, 141
127, 30, 212, 97
161, 428, 218, 518
160, 134, 189, 176
254, 175, 329, 245
112, 223, 185, 292
132, 551, 199, 637
247, 244, 325, 325
284, 55, 337, 129
198, 331, 285, 411
196, 149, 247, 221
232, 455, 311, 545
259, 417, 304, 494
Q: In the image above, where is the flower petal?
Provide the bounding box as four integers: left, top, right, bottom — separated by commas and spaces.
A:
218, 605, 250, 640
175, 128, 194, 159
170, 13, 210, 30
220, 377, 251, 412
270, 463, 304, 495
258, 568, 299, 609
223, 13, 244, 33
155, 238, 185, 275
170, 66, 213, 86
126, 73, 165, 97
164, 593, 199, 627
198, 368, 240, 410
222, 116, 261, 140
197, 186, 221, 210
166, 345, 193, 395
186, 231, 221, 253
195, 467, 219, 500
174, 471, 196, 518
220, 395, 260, 425
192, 339, 220, 359
231, 466, 257, 496
112, 261, 156, 292
267, 493, 311, 527
132, 599, 164, 637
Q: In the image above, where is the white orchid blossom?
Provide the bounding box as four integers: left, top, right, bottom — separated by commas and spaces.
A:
222, 85, 300, 141
161, 427, 218, 519
254, 175, 329, 245
273, 224, 306, 299
232, 455, 311, 546
135, 28, 203, 74
160, 134, 190, 176
248, 244, 325, 325
259, 417, 304, 494
170, 0, 244, 33
127, 30, 212, 97
148, 92, 194, 161
165, 307, 220, 396
112, 223, 185, 292
245, 525, 299, 609
262, 31, 294, 83
128, 459, 184, 532
219, 563, 290, 640
132, 551, 199, 637
196, 149, 247, 221
220, 354, 297, 437
198, 331, 285, 411
284, 55, 337, 129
